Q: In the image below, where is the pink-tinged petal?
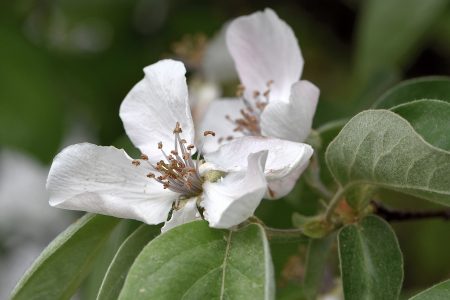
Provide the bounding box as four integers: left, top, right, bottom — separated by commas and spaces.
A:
203, 151, 267, 228
202, 23, 238, 83
227, 8, 303, 102
261, 80, 319, 143
198, 98, 245, 153
120, 59, 195, 163
204, 136, 313, 199
161, 198, 200, 232
47, 143, 177, 224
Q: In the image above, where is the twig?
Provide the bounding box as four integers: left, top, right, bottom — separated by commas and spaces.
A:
372, 201, 450, 222
264, 226, 308, 243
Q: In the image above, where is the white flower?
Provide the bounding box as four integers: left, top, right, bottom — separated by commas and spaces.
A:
201, 8, 320, 153
46, 59, 312, 231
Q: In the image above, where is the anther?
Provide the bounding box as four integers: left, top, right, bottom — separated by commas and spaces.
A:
253, 90, 260, 98
173, 122, 182, 133
267, 80, 274, 86
204, 130, 216, 137
187, 144, 195, 150
147, 172, 155, 178
236, 84, 245, 97
140, 154, 149, 160
132, 160, 140, 166
158, 142, 163, 149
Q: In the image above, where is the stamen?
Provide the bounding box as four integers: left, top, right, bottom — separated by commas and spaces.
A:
220, 80, 275, 139
173, 122, 182, 133
139, 122, 206, 198
204, 130, 216, 136
236, 84, 245, 97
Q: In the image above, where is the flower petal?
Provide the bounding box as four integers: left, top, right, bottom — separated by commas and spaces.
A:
227, 8, 303, 102
204, 136, 313, 199
202, 22, 238, 83
161, 198, 200, 232
198, 98, 245, 153
119, 59, 195, 162
203, 151, 267, 228
47, 143, 177, 224
261, 80, 319, 143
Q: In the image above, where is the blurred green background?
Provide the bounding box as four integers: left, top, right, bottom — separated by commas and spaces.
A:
1, 0, 449, 298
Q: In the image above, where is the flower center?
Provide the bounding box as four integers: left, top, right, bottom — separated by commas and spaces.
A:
132, 122, 216, 198
220, 80, 274, 143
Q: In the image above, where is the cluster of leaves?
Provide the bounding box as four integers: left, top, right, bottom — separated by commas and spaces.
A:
11, 77, 450, 299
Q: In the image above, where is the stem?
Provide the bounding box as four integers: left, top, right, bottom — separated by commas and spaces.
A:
325, 186, 346, 222
304, 153, 333, 200
264, 227, 308, 243
372, 201, 450, 222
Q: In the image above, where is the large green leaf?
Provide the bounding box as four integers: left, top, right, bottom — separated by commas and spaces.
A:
326, 109, 450, 207
409, 279, 450, 300
392, 100, 450, 151
96, 224, 160, 300
82, 220, 141, 300
354, 0, 447, 81
119, 221, 274, 300
11, 214, 121, 300
374, 77, 450, 109
338, 215, 403, 300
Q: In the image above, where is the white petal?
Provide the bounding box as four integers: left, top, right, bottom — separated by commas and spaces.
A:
47, 143, 177, 224
198, 98, 245, 153
119, 59, 195, 162
161, 198, 200, 232
202, 22, 238, 83
188, 78, 221, 128
227, 8, 303, 102
204, 136, 313, 199
261, 80, 319, 142
203, 151, 267, 228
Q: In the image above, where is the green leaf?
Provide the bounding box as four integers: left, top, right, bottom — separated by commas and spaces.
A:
338, 215, 403, 300
354, 0, 447, 81
302, 234, 335, 300
11, 214, 121, 300
409, 279, 450, 300
374, 77, 450, 109
119, 221, 274, 300
391, 99, 450, 151
326, 109, 450, 207
82, 220, 141, 300
96, 224, 160, 300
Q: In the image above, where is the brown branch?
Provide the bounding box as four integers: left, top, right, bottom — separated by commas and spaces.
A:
372, 201, 450, 222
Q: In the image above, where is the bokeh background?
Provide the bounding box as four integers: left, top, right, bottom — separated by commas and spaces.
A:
1, 0, 449, 299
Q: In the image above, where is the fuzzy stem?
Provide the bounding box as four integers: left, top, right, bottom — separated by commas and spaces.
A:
324, 186, 346, 222
264, 227, 308, 243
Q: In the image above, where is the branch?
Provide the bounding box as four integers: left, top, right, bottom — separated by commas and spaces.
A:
372, 201, 450, 222
264, 227, 308, 243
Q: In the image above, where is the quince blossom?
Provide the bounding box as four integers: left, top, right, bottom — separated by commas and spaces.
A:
201, 8, 320, 153
46, 60, 312, 231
